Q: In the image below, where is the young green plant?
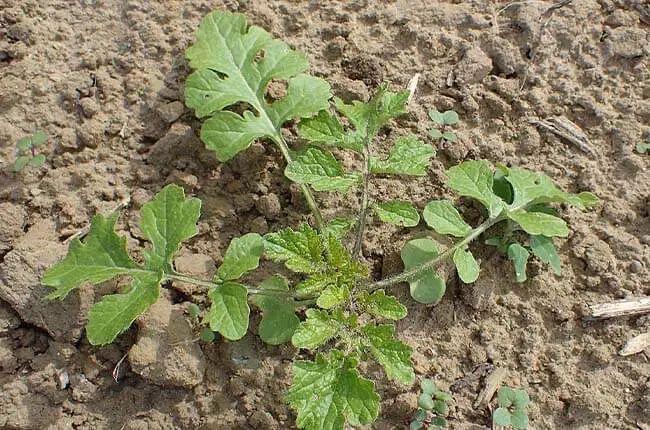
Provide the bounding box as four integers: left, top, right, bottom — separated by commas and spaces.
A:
429, 109, 458, 142
493, 386, 530, 429
43, 10, 600, 430
14, 131, 47, 171
410, 379, 452, 429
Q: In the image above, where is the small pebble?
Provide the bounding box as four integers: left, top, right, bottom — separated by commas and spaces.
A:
57, 370, 69, 389
630, 260, 643, 273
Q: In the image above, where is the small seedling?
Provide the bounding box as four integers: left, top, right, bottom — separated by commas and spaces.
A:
410, 379, 452, 429
636, 143, 649, 154
14, 131, 47, 171
493, 386, 530, 429
428, 109, 459, 142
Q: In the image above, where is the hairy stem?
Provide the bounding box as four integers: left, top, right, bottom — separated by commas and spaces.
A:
165, 273, 312, 299
271, 134, 326, 232
353, 145, 372, 258
364, 214, 505, 291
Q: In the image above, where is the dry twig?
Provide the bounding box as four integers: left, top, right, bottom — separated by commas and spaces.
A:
589, 297, 650, 319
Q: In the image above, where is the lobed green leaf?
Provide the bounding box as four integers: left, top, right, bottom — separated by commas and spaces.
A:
423, 200, 472, 237
323, 218, 356, 240
401, 238, 446, 304
286, 351, 380, 430
264, 224, 324, 273
139, 184, 201, 272
292, 309, 340, 350
285, 147, 361, 193
297, 110, 364, 153
357, 290, 407, 320
373, 201, 420, 227
87, 272, 162, 345
370, 135, 434, 176
362, 323, 415, 385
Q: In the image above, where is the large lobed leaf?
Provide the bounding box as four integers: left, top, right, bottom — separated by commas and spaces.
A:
286, 351, 380, 430
185, 11, 331, 161
446, 160, 503, 218
362, 323, 415, 385
264, 224, 324, 273
285, 147, 361, 193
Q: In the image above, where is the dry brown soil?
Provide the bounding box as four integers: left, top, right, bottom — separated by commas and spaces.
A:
1, 0, 649, 429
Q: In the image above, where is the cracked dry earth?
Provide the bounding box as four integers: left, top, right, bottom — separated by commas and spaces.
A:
1, 0, 649, 429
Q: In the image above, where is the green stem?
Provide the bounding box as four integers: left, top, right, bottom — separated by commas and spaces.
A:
353, 145, 372, 258
270, 134, 326, 232
165, 273, 312, 300
364, 214, 505, 291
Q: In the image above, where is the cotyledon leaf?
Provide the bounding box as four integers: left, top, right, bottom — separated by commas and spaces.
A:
453, 246, 480, 284
253, 276, 299, 345
217, 233, 264, 281
528, 235, 561, 275
139, 184, 201, 272
185, 11, 331, 161
206, 282, 250, 340
507, 243, 530, 283
401, 238, 446, 304
286, 351, 380, 430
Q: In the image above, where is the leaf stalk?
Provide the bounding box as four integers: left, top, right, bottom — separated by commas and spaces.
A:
353, 145, 372, 258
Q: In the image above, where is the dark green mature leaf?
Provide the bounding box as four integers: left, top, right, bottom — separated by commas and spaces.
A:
373, 201, 420, 227
253, 276, 299, 345
362, 323, 415, 385
264, 224, 324, 273
453, 247, 480, 283
292, 309, 340, 349
335, 83, 408, 141
508, 210, 569, 237
43, 213, 140, 299
357, 290, 407, 320
87, 272, 162, 345
528, 235, 561, 275
446, 160, 503, 218
206, 282, 250, 340
507, 243, 529, 283
185, 11, 331, 160
423, 200, 472, 237
286, 351, 380, 430
140, 184, 201, 272
285, 147, 361, 193
401, 238, 446, 304
217, 233, 264, 280
370, 135, 434, 176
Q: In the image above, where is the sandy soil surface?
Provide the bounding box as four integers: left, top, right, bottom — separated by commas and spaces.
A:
1, 0, 649, 428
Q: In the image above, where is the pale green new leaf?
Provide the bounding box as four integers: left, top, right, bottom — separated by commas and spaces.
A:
185, 11, 331, 160
362, 323, 415, 385
507, 243, 529, 283
317, 284, 350, 309
453, 247, 480, 283
253, 276, 299, 345
292, 309, 340, 350
16, 137, 31, 151
28, 154, 46, 167
285, 147, 361, 193
529, 235, 561, 275
297, 110, 364, 152
357, 290, 407, 320
323, 218, 356, 240
334, 83, 408, 141
206, 282, 250, 340
264, 224, 324, 273
296, 273, 335, 296
31, 130, 48, 147
139, 184, 201, 272
217, 233, 264, 280
423, 200, 472, 237
13, 156, 30, 172
87, 272, 162, 345
286, 351, 380, 430
373, 201, 420, 227
508, 210, 569, 237
401, 238, 446, 304
42, 213, 140, 299
493, 408, 512, 427
446, 160, 503, 218
370, 135, 434, 176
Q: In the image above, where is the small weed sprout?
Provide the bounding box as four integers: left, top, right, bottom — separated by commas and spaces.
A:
493, 386, 530, 429
410, 379, 452, 429
636, 143, 649, 154
428, 109, 459, 142
14, 131, 47, 172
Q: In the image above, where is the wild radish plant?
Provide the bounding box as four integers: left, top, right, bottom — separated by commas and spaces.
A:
14, 130, 47, 172
43, 11, 599, 430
